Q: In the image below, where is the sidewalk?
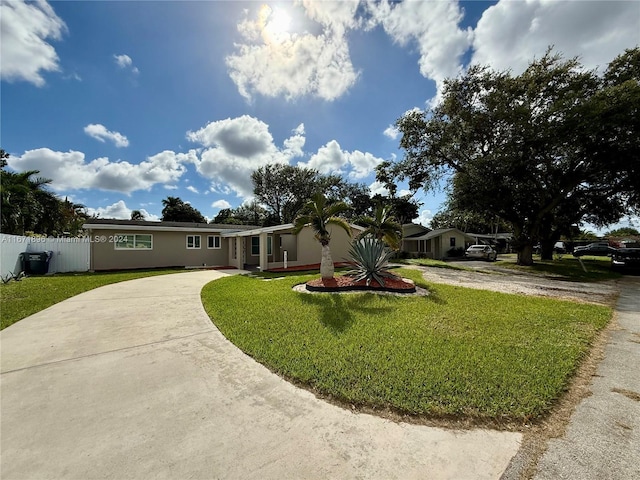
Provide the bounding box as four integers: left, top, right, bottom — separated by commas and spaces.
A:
533, 276, 640, 479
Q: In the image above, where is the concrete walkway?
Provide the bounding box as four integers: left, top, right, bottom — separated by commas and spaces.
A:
1, 270, 520, 479
533, 276, 640, 480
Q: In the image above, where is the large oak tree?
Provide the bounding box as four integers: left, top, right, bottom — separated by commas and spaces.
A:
377, 48, 640, 265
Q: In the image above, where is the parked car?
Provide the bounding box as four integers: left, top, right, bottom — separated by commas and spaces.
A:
534, 241, 567, 254
573, 242, 616, 257
611, 248, 640, 271
465, 244, 497, 261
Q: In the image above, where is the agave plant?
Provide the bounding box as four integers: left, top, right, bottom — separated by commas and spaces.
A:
348, 235, 397, 287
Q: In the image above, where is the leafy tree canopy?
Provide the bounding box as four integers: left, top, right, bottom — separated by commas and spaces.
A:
606, 227, 639, 237
252, 164, 385, 224
211, 201, 270, 226
1, 150, 88, 236
430, 207, 510, 234
377, 48, 640, 265
161, 196, 206, 223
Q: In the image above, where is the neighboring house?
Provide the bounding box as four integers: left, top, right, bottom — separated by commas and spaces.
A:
401, 225, 476, 260
83, 219, 363, 272
467, 232, 514, 253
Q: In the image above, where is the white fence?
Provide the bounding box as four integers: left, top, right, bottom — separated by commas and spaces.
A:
0, 234, 90, 277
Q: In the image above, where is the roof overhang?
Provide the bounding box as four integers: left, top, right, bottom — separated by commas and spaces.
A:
83, 223, 243, 234
221, 223, 365, 238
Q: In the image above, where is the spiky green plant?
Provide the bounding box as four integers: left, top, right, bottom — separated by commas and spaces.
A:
348, 235, 397, 286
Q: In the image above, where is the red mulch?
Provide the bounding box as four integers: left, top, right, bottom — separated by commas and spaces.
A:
267, 262, 354, 272
306, 274, 415, 293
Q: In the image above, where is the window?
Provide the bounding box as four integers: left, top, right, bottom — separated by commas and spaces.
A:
250, 236, 273, 256
186, 235, 201, 249
207, 235, 221, 249
115, 234, 153, 250
450, 237, 456, 247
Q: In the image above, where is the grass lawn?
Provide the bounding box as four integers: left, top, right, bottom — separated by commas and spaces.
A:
496, 254, 621, 281
202, 268, 611, 423
0, 269, 183, 330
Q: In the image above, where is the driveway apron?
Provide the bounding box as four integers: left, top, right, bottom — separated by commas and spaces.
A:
1, 270, 521, 480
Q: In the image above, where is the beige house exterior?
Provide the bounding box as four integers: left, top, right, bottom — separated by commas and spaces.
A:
401, 225, 476, 260
83, 220, 363, 272
222, 223, 364, 271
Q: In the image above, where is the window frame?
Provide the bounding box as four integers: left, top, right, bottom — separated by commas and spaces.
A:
250, 236, 273, 256
114, 233, 153, 250
207, 235, 221, 249
186, 235, 201, 249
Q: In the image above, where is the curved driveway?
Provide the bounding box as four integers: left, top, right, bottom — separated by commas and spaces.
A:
1, 270, 520, 479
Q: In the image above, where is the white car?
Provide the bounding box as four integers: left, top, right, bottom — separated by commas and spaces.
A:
465, 244, 497, 261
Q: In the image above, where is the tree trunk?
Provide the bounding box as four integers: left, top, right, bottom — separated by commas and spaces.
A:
540, 239, 555, 261
320, 244, 335, 279
517, 244, 534, 266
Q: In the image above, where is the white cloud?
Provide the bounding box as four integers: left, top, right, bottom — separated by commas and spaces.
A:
212, 199, 232, 210
368, 180, 389, 197
186, 185, 199, 194
472, 0, 640, 75
300, 140, 383, 179
8, 148, 195, 193
226, 2, 360, 101
367, 0, 472, 102
0, 0, 67, 86
417, 209, 433, 228
164, 185, 178, 190
302, 140, 346, 175
187, 116, 305, 198
84, 124, 129, 148
383, 125, 400, 140
345, 150, 383, 179
86, 200, 160, 221
113, 53, 139, 74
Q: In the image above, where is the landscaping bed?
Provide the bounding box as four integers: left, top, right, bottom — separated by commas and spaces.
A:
305, 274, 416, 293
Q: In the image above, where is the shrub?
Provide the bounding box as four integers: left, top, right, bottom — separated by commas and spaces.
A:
348, 235, 396, 286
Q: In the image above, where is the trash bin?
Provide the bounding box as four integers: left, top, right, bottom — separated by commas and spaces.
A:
20, 251, 53, 275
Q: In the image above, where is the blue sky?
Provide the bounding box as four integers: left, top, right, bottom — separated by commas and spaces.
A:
2, 0, 639, 232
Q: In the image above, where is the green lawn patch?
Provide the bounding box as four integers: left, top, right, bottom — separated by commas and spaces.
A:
496, 255, 621, 281
201, 268, 611, 423
0, 269, 183, 330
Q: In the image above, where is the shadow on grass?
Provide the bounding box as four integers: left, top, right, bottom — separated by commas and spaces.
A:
297, 286, 445, 334
298, 293, 400, 334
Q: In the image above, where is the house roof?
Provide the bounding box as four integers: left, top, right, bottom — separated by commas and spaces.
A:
83, 219, 257, 233
220, 222, 365, 238
405, 228, 476, 242
467, 232, 514, 241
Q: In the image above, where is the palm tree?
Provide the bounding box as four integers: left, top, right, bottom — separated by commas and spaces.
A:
293, 192, 352, 280
357, 204, 403, 251
0, 169, 54, 235
130, 210, 145, 221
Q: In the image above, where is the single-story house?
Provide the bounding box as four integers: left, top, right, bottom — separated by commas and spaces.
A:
401, 225, 477, 260
82, 219, 363, 272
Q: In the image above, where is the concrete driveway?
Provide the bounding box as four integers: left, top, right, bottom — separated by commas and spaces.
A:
1, 270, 521, 479
533, 275, 640, 479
